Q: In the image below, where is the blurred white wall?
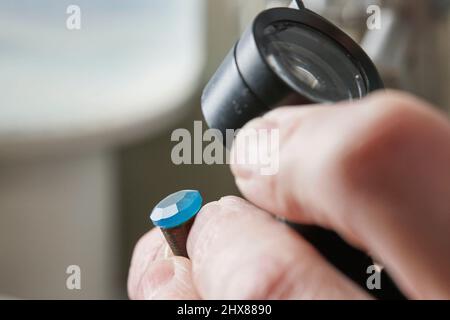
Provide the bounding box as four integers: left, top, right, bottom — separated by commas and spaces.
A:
0, 0, 205, 299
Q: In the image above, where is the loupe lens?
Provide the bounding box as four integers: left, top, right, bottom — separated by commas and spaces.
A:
261, 22, 367, 102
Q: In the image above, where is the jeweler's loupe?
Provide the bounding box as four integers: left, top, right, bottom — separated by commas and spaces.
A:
201, 1, 383, 136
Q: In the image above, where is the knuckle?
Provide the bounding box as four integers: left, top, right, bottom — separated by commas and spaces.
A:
128, 229, 166, 299
189, 197, 251, 259
336, 92, 435, 188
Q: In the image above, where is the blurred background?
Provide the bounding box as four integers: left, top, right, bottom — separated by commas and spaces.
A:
0, 0, 448, 299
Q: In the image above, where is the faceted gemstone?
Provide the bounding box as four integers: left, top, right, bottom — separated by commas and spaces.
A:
150, 190, 202, 229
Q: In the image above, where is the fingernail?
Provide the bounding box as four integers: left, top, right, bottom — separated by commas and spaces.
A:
231, 117, 279, 179
163, 244, 173, 259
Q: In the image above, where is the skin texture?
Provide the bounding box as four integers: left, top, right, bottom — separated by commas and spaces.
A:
128, 91, 450, 300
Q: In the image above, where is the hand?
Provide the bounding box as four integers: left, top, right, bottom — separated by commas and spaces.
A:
128, 91, 450, 299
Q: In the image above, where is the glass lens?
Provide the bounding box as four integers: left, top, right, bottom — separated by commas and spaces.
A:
261, 22, 366, 102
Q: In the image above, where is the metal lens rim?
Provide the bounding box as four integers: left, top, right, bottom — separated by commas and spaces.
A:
251, 8, 384, 100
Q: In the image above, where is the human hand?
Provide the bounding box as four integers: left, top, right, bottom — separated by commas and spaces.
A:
128, 91, 450, 299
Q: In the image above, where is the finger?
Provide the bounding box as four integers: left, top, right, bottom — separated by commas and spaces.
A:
128, 228, 167, 298
134, 256, 199, 300
230, 90, 450, 299
187, 196, 371, 300
128, 228, 200, 300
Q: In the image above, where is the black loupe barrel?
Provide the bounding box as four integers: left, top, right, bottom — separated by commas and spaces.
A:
201, 7, 403, 299
202, 7, 383, 136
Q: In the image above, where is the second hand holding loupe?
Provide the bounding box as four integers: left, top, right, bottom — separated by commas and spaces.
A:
201, 1, 403, 299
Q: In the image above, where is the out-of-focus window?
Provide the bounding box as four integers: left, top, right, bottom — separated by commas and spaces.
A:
0, 0, 205, 147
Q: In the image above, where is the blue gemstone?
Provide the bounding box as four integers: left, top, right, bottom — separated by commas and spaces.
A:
150, 190, 203, 229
